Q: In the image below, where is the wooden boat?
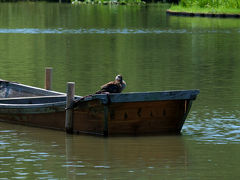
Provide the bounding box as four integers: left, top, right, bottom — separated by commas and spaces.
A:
71, 89, 199, 136
0, 80, 68, 130
0, 79, 199, 136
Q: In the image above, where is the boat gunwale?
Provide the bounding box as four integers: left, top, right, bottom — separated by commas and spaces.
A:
10, 82, 66, 96
0, 94, 66, 101
0, 96, 67, 113
83, 89, 200, 104
0, 95, 81, 109
0, 79, 66, 97
0, 100, 66, 110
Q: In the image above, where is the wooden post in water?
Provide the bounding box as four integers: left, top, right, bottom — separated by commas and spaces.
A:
65, 82, 75, 134
45, 67, 53, 90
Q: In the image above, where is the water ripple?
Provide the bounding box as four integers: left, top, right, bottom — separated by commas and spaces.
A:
183, 110, 240, 144
0, 28, 237, 34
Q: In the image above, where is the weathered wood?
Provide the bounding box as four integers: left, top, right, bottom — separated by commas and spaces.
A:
0, 80, 65, 98
0, 111, 65, 130
65, 82, 75, 134
45, 67, 53, 90
0, 78, 199, 136
0, 79, 67, 129
0, 95, 66, 105
69, 90, 199, 136
72, 99, 193, 136
0, 102, 66, 114
177, 100, 193, 132
73, 99, 105, 135
92, 90, 199, 103
103, 105, 109, 136
107, 100, 185, 135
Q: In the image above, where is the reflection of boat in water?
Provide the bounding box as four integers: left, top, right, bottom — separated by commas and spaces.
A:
1, 121, 188, 166
68, 135, 187, 167
0, 79, 199, 136
0, 122, 188, 178
66, 133, 189, 179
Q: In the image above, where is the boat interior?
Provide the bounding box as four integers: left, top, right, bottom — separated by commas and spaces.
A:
0, 80, 64, 98
0, 80, 67, 105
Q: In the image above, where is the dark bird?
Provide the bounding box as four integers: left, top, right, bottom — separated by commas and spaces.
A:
67, 75, 126, 110
96, 74, 126, 94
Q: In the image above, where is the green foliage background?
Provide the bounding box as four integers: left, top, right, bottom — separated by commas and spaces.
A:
180, 0, 240, 9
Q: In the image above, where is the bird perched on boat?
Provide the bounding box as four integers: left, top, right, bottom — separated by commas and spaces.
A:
66, 75, 126, 110
95, 74, 126, 94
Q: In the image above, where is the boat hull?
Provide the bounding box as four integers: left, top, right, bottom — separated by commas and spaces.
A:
71, 90, 198, 136
108, 100, 187, 135
0, 80, 67, 130
0, 80, 199, 136
0, 111, 65, 130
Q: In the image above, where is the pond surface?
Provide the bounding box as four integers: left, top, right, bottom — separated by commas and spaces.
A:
0, 2, 239, 179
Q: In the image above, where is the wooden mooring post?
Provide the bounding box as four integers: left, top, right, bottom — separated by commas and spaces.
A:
45, 67, 53, 90
65, 82, 75, 134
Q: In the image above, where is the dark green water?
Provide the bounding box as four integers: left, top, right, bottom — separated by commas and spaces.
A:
0, 2, 239, 179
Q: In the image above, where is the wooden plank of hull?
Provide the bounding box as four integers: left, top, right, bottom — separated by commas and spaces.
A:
0, 111, 65, 130
108, 100, 186, 135
0, 93, 67, 130
72, 100, 105, 135
72, 99, 188, 136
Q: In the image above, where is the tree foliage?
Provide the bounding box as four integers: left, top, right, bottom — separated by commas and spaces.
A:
180, 0, 240, 9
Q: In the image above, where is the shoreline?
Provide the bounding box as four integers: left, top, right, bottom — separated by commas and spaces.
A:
166, 9, 240, 18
